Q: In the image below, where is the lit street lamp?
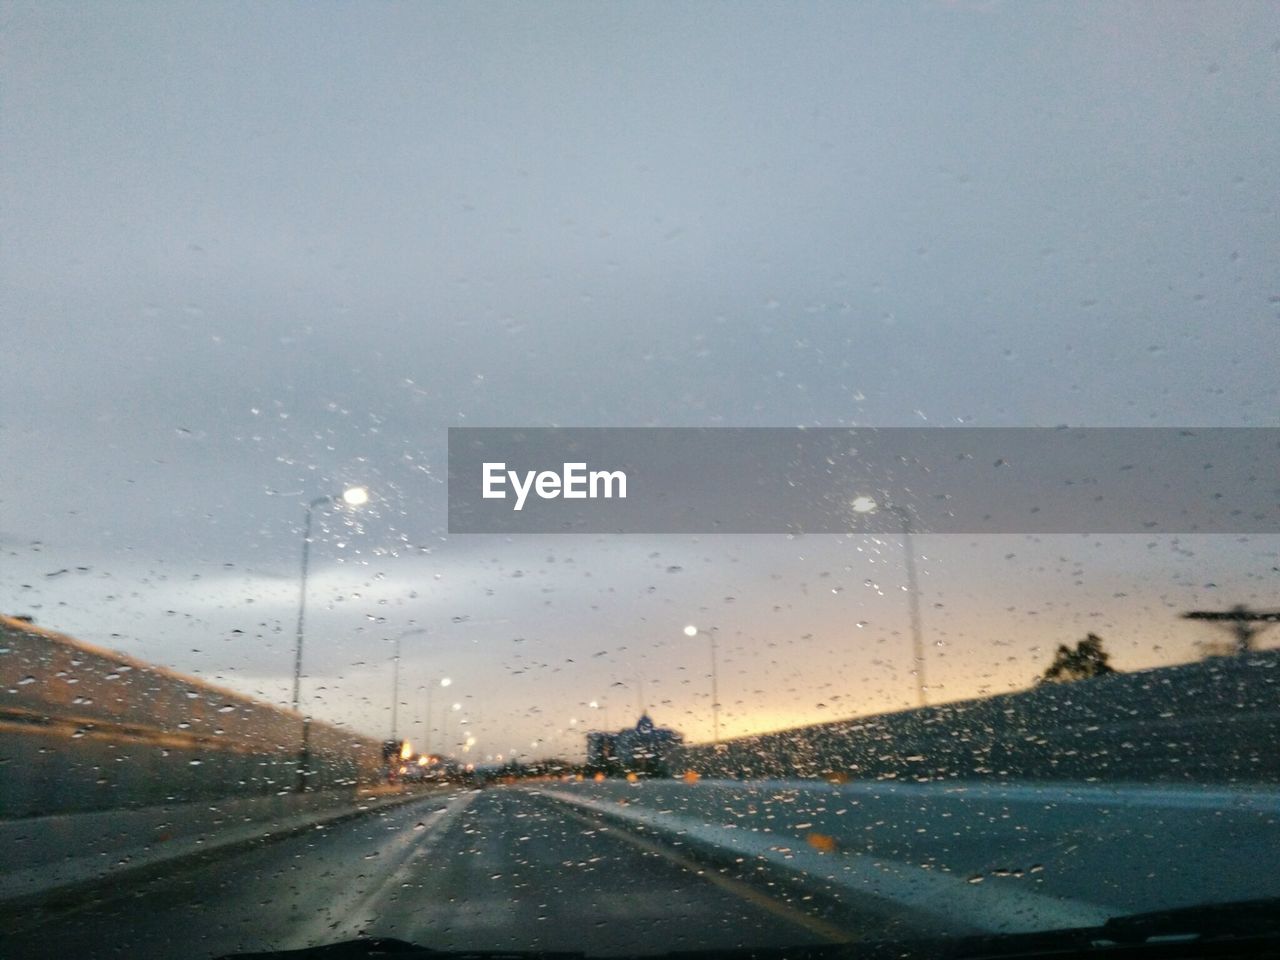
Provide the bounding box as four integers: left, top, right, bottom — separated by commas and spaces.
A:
589, 698, 610, 731
684, 624, 720, 744
291, 486, 366, 792
293, 486, 368, 712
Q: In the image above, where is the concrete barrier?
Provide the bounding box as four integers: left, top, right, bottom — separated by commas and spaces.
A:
0, 615, 418, 905
672, 651, 1280, 784
0, 616, 387, 817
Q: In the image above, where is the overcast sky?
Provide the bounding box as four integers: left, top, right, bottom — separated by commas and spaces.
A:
3, 2, 1278, 760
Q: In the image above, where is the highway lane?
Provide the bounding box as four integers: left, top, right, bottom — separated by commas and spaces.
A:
539, 779, 1280, 931
8, 778, 1278, 960
2, 788, 840, 960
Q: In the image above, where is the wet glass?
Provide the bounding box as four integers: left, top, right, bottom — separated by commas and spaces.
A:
2, 3, 1279, 958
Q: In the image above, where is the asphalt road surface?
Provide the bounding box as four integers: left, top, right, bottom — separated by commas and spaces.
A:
7, 779, 1280, 960
2, 787, 840, 960
540, 779, 1280, 931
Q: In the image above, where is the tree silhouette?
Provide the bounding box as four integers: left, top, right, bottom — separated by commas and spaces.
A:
1039, 633, 1116, 684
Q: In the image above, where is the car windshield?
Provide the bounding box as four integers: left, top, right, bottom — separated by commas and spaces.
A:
3, 3, 1279, 959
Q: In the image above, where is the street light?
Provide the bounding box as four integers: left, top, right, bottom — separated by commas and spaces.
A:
424, 676, 451, 754
291, 486, 366, 792
852, 495, 926, 708
293, 486, 368, 712
589, 698, 610, 731
389, 627, 428, 741
341, 486, 369, 507
684, 624, 720, 744
391, 643, 400, 739
448, 701, 462, 752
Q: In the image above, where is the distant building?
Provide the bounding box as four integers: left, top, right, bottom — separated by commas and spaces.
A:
586, 713, 683, 776
585, 730, 618, 768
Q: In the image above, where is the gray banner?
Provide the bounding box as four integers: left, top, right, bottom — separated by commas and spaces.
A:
447, 428, 1279, 534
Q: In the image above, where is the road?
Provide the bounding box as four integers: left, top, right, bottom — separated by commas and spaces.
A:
5, 779, 1280, 959
2, 787, 838, 960
540, 779, 1280, 932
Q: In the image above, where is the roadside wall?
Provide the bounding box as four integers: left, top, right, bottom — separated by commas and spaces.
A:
0, 616, 386, 817
672, 652, 1280, 784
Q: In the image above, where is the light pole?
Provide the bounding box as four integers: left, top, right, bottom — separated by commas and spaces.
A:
448, 700, 462, 753
389, 627, 428, 741
292, 486, 367, 792
424, 676, 451, 754
390, 637, 401, 740
684, 624, 720, 744
589, 699, 610, 732
852, 496, 926, 708
896, 505, 927, 709
293, 486, 368, 712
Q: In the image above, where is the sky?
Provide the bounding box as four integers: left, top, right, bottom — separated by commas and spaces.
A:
2, 1, 1278, 761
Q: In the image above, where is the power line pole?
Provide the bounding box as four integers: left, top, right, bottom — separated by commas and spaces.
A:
1183, 604, 1280, 655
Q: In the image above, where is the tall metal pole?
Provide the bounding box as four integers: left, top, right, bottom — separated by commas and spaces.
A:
424, 677, 452, 754
425, 681, 434, 754
293, 496, 328, 712
708, 627, 720, 744
442, 698, 452, 753
417, 684, 427, 749
390, 635, 401, 740
685, 624, 722, 745
896, 505, 927, 708
293, 495, 331, 792
291, 487, 367, 792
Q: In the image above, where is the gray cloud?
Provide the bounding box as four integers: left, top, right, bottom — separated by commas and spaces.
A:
4, 2, 1278, 756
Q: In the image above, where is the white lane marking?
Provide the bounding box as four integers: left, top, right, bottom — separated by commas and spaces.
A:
282, 790, 478, 949
541, 788, 1115, 935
